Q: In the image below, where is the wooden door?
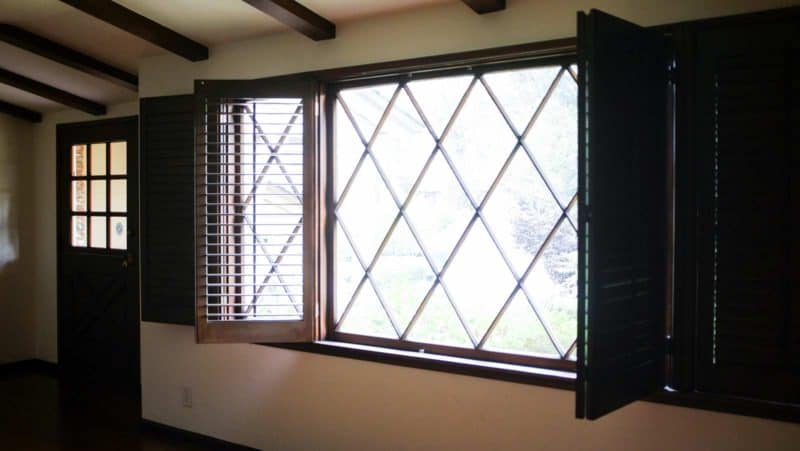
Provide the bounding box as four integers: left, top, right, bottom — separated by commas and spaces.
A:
57, 117, 139, 392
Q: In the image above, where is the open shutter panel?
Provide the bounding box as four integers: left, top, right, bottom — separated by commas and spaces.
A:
693, 15, 800, 403
576, 9, 669, 419
195, 77, 320, 344
141, 95, 196, 325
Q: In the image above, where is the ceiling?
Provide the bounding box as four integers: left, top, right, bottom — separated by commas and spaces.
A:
0, 0, 450, 113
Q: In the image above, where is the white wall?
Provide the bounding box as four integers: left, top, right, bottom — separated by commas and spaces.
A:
0, 114, 35, 363
28, 0, 800, 449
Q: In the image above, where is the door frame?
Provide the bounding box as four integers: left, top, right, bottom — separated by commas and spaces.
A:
56, 115, 140, 390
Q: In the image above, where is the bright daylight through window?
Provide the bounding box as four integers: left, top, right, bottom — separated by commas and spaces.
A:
202, 99, 305, 322
331, 62, 579, 364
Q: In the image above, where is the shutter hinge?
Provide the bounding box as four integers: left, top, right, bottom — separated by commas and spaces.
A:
665, 335, 674, 355
667, 66, 677, 84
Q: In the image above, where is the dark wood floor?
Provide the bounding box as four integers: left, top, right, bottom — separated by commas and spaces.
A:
0, 367, 246, 451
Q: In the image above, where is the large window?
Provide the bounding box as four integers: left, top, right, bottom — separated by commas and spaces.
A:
187, 6, 800, 422
328, 62, 578, 367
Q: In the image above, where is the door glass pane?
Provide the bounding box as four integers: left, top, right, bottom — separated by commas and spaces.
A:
110, 216, 127, 250
71, 180, 87, 212
71, 216, 87, 247
110, 180, 126, 212
90, 216, 107, 248
90, 180, 106, 212
90, 143, 106, 176
71, 145, 87, 176
110, 141, 127, 175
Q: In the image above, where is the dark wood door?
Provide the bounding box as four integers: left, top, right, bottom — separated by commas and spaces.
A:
57, 117, 139, 392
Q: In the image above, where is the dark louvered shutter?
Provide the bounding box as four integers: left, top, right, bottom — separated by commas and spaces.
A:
141, 95, 195, 325
576, 9, 669, 419
693, 15, 799, 403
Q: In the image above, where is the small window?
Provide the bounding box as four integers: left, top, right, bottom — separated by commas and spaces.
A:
68, 141, 128, 251
328, 62, 579, 368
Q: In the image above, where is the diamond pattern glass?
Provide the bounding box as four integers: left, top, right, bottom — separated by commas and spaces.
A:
443, 221, 517, 341
406, 285, 472, 348
333, 63, 578, 361
370, 90, 434, 201
523, 218, 578, 353
370, 219, 436, 332
525, 71, 578, 208
484, 291, 555, 356
443, 80, 516, 204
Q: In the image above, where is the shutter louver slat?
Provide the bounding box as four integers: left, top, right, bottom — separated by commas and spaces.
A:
141, 95, 196, 325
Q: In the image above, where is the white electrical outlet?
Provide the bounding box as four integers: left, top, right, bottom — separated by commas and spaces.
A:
182, 387, 192, 408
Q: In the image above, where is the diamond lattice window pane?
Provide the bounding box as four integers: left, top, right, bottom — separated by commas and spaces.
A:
524, 73, 578, 206
334, 223, 362, 323
338, 83, 398, 141
483, 291, 558, 356
407, 75, 473, 138
482, 65, 561, 133
332, 62, 578, 364
338, 282, 397, 338
370, 219, 435, 331
441, 81, 517, 204
523, 219, 578, 352
406, 285, 472, 348
482, 149, 563, 275
336, 157, 397, 263
370, 90, 435, 201
404, 152, 473, 270
335, 99, 365, 198
568, 201, 578, 228
442, 221, 516, 340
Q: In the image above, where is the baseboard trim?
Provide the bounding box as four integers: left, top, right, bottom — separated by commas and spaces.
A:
140, 419, 260, 451
0, 359, 58, 377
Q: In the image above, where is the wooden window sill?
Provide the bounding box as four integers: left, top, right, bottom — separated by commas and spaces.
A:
268, 340, 575, 391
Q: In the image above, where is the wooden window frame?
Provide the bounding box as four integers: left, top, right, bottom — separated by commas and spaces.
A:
322, 55, 580, 373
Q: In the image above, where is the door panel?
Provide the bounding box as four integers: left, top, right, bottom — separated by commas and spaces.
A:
57, 117, 139, 391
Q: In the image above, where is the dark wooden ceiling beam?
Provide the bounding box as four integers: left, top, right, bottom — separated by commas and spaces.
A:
0, 24, 137, 91
0, 67, 105, 115
60, 0, 208, 61
242, 0, 335, 41
0, 99, 42, 122
462, 0, 506, 14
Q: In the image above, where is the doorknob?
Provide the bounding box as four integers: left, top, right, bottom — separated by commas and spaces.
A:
121, 254, 135, 268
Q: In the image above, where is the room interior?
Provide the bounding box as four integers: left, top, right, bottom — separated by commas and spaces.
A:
1, 1, 799, 450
